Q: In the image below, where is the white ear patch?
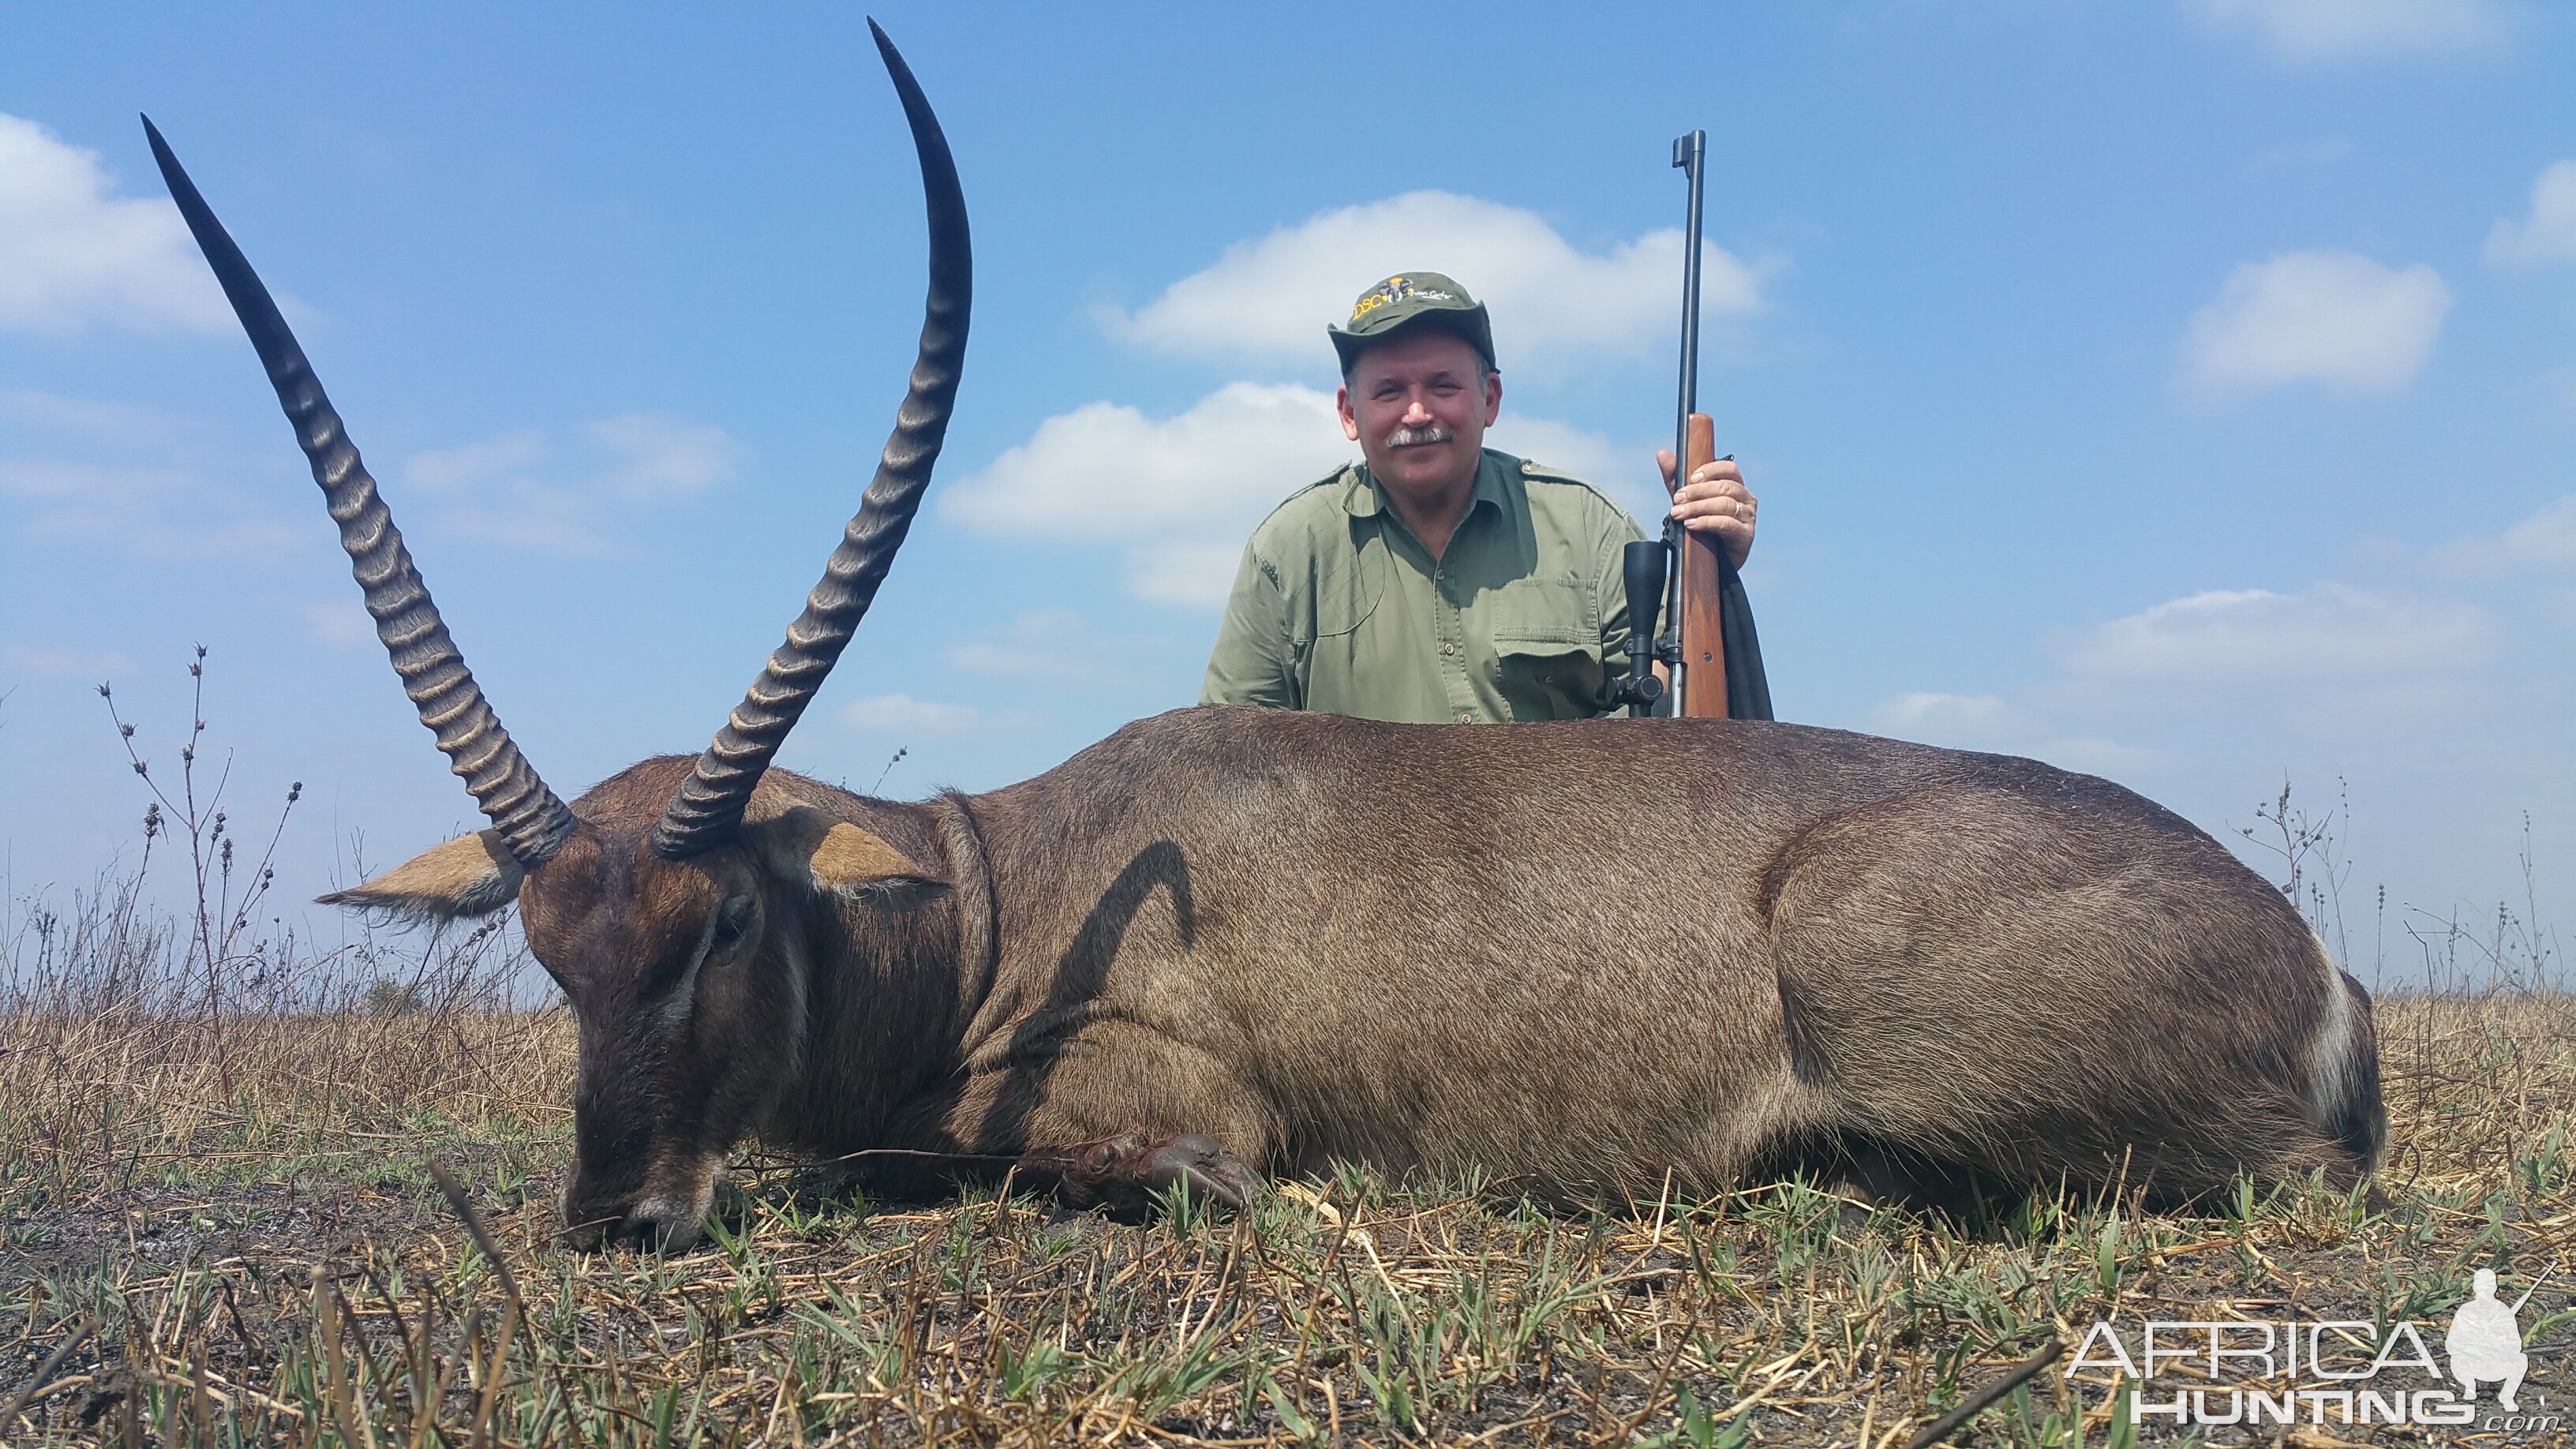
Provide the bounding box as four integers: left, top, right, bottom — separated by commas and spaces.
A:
318, 829, 523, 918
808, 822, 939, 892
751, 807, 946, 895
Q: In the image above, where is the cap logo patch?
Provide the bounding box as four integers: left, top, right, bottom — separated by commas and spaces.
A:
1349, 275, 1413, 322
1339, 273, 1462, 324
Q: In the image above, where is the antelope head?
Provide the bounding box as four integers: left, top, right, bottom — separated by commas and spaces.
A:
151, 21, 968, 1250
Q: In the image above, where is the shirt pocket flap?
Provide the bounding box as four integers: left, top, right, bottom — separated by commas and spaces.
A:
1487, 579, 1596, 653
1487, 580, 1606, 721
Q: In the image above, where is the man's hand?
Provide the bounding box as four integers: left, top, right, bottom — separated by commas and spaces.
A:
1657, 451, 1756, 571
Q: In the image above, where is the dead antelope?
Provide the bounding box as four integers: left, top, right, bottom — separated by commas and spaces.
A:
152, 28, 2383, 1249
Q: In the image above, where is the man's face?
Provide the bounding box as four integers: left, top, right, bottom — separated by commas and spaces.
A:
1336, 329, 1502, 505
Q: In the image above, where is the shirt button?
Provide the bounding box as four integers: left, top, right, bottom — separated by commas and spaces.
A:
1442, 642, 1456, 656
1457, 711, 1472, 722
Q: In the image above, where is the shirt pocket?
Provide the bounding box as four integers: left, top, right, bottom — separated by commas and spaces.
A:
1488, 580, 1605, 721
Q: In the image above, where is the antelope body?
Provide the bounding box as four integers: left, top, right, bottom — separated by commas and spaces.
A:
152, 28, 2383, 1250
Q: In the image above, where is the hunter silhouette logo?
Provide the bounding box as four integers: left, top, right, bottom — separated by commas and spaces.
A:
2450, 1267, 2547, 1410
2064, 1265, 2559, 1432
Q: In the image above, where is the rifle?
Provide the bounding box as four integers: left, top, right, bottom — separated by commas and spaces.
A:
1616, 129, 1773, 721
2508, 1264, 2557, 1315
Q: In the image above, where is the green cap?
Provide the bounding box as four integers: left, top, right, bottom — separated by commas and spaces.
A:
1327, 271, 1496, 373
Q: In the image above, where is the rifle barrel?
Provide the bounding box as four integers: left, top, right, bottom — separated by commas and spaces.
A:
1667, 129, 1718, 716
1673, 129, 1705, 429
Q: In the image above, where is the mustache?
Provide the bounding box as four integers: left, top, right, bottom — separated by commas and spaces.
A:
1380, 422, 1455, 448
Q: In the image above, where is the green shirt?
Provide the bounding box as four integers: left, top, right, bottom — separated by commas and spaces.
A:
1200, 449, 1647, 724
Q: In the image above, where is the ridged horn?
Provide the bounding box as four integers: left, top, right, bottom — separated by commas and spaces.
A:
144, 116, 578, 868
652, 21, 969, 859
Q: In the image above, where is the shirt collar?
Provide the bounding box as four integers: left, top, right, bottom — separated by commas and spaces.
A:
1344, 448, 1510, 520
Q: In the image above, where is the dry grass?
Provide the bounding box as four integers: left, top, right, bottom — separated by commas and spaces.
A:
4, 957, 2571, 1447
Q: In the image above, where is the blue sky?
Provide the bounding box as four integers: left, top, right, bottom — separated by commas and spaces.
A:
4, 2, 2570, 982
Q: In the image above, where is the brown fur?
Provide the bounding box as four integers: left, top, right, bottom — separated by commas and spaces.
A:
351, 706, 2386, 1245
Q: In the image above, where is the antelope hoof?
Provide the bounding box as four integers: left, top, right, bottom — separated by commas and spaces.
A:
1028, 1133, 1266, 1218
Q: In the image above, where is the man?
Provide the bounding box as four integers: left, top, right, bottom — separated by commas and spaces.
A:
1200, 272, 1757, 722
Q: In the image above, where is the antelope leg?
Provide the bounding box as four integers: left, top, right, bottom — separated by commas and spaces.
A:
876, 1020, 1279, 1212
1015, 1133, 1266, 1216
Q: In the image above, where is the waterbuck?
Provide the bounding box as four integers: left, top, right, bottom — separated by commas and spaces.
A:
152, 27, 2383, 1249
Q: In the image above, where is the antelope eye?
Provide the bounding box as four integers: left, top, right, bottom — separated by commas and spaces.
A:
710, 896, 754, 951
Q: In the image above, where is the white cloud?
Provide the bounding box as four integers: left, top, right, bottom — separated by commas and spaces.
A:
943, 382, 1352, 607
1875, 578, 2499, 761
0, 388, 181, 440
2179, 250, 2450, 401
398, 414, 745, 553
946, 384, 1345, 540
1857, 536, 2564, 946
1102, 191, 1765, 375
1867, 691, 2159, 775
403, 430, 548, 496
1484, 414, 1661, 523
0, 114, 232, 335
834, 693, 1040, 735
2182, 0, 2514, 62
943, 383, 1651, 608
944, 607, 1168, 685
2435, 494, 2576, 575
1481, 416, 1626, 484
2055, 584, 2493, 683
296, 599, 379, 648
2484, 160, 2576, 269
0, 392, 743, 565
585, 414, 743, 497
0, 457, 298, 556
1124, 541, 1252, 609
1866, 584, 2499, 789
1873, 691, 2020, 740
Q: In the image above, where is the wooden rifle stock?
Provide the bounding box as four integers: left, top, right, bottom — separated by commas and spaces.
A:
1676, 412, 1728, 718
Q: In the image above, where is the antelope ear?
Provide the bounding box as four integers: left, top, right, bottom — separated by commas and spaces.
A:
318, 830, 523, 918
764, 807, 946, 894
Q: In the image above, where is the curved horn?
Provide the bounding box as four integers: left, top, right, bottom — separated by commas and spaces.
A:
144, 117, 578, 867
652, 21, 970, 859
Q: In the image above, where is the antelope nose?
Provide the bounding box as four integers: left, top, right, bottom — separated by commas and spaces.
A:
558, 1181, 627, 1252
560, 1196, 702, 1252
619, 1200, 706, 1254
560, 1176, 710, 1253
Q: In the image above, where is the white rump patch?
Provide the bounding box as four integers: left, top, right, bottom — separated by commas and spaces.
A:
2303, 930, 2361, 1133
